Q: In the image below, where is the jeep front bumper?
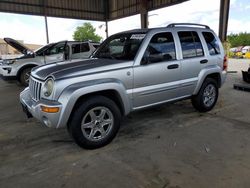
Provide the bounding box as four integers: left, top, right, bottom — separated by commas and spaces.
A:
20, 88, 63, 128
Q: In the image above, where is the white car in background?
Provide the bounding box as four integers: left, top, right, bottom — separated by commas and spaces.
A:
242, 46, 250, 54
0, 38, 100, 86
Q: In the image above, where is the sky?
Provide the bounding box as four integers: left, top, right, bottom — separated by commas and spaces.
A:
0, 0, 249, 45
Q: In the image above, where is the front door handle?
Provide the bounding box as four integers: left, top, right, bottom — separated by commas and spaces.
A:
167, 64, 179, 69
200, 59, 208, 64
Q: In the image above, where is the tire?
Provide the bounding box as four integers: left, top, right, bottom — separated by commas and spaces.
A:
19, 67, 32, 86
68, 96, 121, 149
191, 78, 219, 112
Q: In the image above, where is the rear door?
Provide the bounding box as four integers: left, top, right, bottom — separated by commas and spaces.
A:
177, 31, 206, 96
133, 32, 182, 108
71, 43, 91, 59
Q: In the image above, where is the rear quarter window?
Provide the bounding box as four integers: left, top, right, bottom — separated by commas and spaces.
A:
202, 32, 221, 55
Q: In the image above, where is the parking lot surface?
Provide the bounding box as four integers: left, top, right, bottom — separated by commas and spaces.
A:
0, 59, 250, 188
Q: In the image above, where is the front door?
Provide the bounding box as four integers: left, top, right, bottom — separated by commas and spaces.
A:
133, 32, 182, 109
44, 42, 67, 64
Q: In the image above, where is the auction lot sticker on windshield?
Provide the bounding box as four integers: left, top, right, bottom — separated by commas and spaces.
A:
130, 34, 146, 40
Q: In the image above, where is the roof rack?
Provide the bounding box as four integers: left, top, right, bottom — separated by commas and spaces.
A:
167, 23, 210, 29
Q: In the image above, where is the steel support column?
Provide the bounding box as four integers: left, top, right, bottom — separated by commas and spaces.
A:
44, 16, 49, 44
219, 0, 230, 42
105, 21, 108, 38
104, 0, 109, 38
140, 0, 148, 29
43, 0, 49, 44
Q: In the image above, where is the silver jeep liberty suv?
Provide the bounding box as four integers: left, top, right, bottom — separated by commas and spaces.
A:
20, 23, 227, 149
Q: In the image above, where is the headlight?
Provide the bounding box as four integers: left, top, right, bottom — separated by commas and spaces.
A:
43, 78, 54, 97
3, 60, 15, 65
7, 60, 16, 65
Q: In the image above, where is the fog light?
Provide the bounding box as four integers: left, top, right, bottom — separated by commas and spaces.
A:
3, 67, 11, 74
41, 105, 59, 113
42, 116, 52, 127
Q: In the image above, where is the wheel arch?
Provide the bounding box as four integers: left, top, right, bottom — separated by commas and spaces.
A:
193, 66, 222, 95
16, 64, 38, 81
66, 89, 125, 128
56, 79, 132, 129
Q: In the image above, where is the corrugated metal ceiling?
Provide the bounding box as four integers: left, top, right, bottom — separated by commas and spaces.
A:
109, 0, 189, 20
0, 0, 188, 21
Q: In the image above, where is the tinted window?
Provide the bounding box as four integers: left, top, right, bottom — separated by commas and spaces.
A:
202, 32, 221, 55
93, 44, 100, 49
45, 43, 65, 55
35, 43, 54, 56
178, 31, 204, 59
93, 32, 145, 60
146, 32, 176, 63
72, 43, 90, 54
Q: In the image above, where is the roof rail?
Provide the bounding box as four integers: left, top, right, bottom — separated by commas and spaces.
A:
167, 23, 210, 29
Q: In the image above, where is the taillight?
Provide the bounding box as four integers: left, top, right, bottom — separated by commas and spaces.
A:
223, 55, 228, 71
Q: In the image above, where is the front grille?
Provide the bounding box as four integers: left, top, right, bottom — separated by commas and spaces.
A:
29, 77, 42, 101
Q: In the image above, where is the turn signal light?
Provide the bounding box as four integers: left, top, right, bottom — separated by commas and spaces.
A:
41, 106, 59, 113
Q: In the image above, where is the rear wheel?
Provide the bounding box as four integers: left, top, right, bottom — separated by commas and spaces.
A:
19, 67, 32, 86
191, 78, 218, 112
68, 96, 121, 149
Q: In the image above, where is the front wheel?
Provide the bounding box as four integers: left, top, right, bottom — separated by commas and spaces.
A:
19, 67, 32, 86
191, 78, 219, 112
68, 96, 121, 149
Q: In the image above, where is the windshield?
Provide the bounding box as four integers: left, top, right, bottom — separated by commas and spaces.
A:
34, 43, 55, 56
93, 32, 146, 60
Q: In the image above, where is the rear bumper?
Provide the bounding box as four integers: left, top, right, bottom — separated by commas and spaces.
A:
221, 70, 227, 86
20, 88, 63, 128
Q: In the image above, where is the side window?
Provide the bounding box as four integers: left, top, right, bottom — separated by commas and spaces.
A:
178, 31, 204, 59
80, 43, 90, 52
45, 43, 65, 55
72, 43, 90, 54
72, 44, 81, 54
202, 32, 221, 55
145, 32, 176, 63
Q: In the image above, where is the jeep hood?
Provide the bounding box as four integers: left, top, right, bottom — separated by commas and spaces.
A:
31, 58, 131, 81
4, 38, 33, 55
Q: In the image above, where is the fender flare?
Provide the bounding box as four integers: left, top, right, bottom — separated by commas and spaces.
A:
56, 78, 131, 128
193, 65, 222, 95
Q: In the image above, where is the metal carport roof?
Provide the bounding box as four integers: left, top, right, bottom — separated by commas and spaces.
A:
0, 0, 188, 21
0, 0, 230, 43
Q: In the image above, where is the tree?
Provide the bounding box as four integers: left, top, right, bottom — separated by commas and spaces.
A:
73, 22, 102, 42
227, 32, 250, 47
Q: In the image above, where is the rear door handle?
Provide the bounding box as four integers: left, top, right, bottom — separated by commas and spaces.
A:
200, 59, 208, 64
167, 64, 179, 69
